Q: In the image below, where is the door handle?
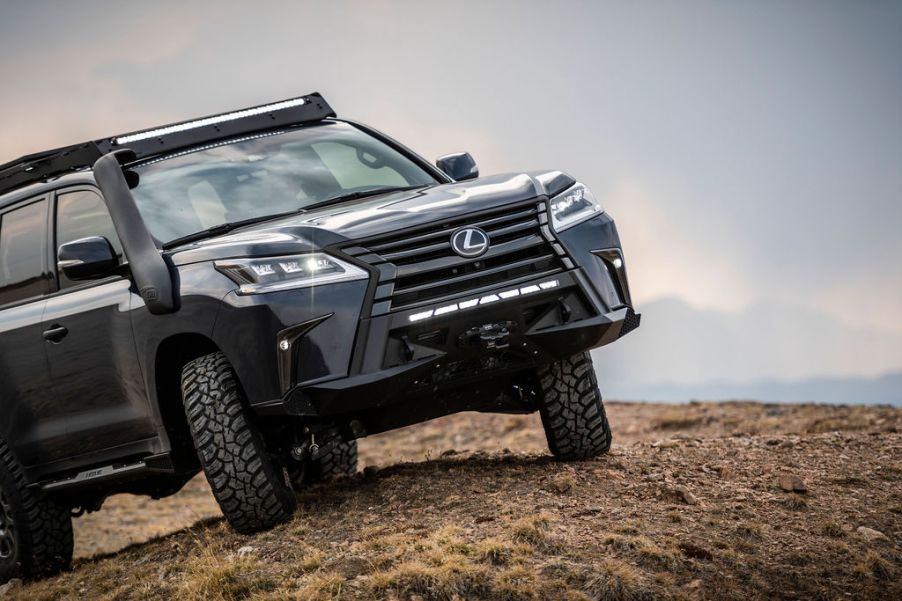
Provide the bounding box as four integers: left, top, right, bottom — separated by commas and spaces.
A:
42, 325, 69, 343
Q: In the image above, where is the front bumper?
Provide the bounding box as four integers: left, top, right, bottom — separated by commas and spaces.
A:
282, 267, 639, 418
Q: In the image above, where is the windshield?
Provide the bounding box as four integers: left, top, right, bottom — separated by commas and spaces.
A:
130, 122, 438, 243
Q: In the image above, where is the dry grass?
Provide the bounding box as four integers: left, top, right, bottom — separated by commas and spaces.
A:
510, 514, 556, 550
735, 522, 763, 539
854, 551, 894, 582
820, 521, 846, 538
177, 554, 276, 601
578, 559, 657, 601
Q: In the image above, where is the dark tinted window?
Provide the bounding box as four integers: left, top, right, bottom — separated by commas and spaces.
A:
56, 190, 123, 289
0, 198, 50, 305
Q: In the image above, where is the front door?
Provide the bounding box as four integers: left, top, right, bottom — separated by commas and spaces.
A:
41, 187, 156, 456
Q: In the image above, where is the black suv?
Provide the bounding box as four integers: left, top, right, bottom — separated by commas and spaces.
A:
0, 94, 638, 579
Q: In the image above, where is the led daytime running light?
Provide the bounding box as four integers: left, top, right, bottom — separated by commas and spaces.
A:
408, 279, 559, 323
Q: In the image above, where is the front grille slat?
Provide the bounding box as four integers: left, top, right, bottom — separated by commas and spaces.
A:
394, 234, 546, 280
386, 253, 558, 300
483, 218, 540, 239
349, 200, 566, 313
380, 241, 452, 263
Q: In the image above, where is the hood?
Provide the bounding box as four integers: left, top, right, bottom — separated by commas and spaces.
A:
169, 171, 575, 266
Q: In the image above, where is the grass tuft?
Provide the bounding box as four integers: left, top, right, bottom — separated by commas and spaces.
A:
579, 559, 656, 601
177, 552, 276, 601
854, 550, 893, 581
368, 557, 492, 600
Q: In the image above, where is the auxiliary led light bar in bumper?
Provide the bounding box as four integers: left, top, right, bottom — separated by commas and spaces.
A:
408, 279, 560, 323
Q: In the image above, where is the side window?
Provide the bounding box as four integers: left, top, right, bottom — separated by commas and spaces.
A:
56, 190, 123, 289
0, 198, 51, 305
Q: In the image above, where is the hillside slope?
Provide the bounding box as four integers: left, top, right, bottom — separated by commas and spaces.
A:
8, 402, 902, 601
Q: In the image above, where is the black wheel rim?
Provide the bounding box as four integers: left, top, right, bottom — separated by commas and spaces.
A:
0, 489, 16, 562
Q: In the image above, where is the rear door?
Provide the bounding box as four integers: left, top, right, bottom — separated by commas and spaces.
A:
0, 195, 61, 465
41, 186, 156, 456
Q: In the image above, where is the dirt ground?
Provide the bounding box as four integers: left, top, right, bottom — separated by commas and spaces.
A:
9, 401, 902, 600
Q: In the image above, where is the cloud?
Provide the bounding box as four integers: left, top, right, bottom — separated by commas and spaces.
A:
1, 0, 900, 360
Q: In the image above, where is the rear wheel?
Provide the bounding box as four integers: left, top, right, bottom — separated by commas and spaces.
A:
536, 352, 612, 460
0, 440, 72, 581
181, 352, 296, 534
290, 439, 358, 491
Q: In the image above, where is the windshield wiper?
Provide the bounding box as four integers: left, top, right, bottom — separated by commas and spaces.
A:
300, 185, 427, 212
162, 209, 304, 249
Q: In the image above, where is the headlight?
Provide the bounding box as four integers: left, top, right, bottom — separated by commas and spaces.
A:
549, 183, 603, 231
215, 253, 368, 294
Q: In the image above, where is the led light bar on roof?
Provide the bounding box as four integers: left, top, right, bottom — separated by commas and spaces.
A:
115, 98, 308, 144
408, 279, 559, 323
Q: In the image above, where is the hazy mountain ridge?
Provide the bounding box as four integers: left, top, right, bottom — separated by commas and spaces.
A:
593, 297, 902, 404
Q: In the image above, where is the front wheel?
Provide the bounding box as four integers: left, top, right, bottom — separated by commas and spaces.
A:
181, 352, 297, 534
536, 352, 612, 460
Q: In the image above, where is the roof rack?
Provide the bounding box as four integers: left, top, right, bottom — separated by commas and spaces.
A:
0, 92, 335, 197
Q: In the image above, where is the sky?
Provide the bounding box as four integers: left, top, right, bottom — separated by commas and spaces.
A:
1, 0, 901, 386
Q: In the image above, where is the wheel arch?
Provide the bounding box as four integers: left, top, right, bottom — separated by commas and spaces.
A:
151, 332, 222, 468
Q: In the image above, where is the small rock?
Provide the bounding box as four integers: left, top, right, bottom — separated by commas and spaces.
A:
237, 545, 256, 558
546, 475, 573, 494
856, 526, 889, 542
334, 556, 370, 578
647, 472, 665, 482
655, 440, 680, 449
686, 579, 703, 590
777, 475, 807, 493
0, 579, 22, 595
674, 485, 698, 505
573, 506, 604, 517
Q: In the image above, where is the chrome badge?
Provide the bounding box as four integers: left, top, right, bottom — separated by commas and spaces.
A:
450, 227, 490, 258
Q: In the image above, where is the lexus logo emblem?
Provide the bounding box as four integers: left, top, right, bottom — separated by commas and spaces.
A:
450, 227, 490, 258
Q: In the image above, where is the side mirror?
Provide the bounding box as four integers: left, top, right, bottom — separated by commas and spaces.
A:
58, 236, 119, 281
436, 152, 479, 181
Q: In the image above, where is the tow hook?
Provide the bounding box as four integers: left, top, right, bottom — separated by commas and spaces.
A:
459, 321, 517, 350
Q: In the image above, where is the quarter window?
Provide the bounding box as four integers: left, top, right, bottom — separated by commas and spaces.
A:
0, 198, 50, 305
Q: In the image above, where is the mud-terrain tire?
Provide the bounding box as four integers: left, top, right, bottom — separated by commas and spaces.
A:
181, 352, 296, 534
0, 440, 72, 581
537, 352, 612, 460
290, 439, 358, 491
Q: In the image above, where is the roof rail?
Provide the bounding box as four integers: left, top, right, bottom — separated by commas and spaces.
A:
0, 92, 334, 197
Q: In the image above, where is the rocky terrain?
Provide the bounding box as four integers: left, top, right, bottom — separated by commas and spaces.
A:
5, 401, 901, 600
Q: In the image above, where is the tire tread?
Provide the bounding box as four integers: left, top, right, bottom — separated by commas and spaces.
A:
181, 352, 296, 534
537, 352, 612, 460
